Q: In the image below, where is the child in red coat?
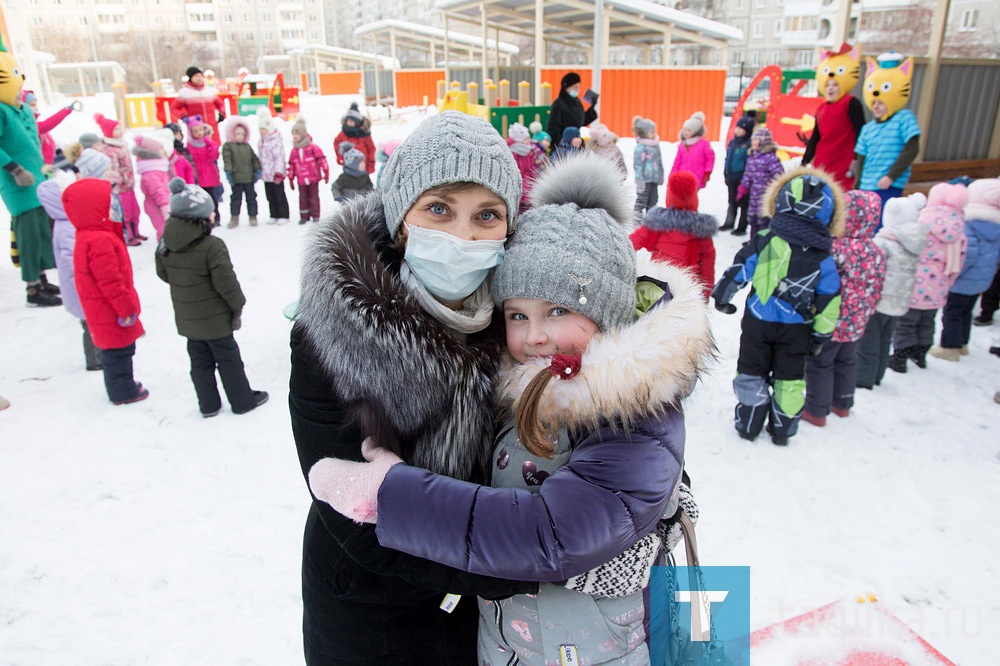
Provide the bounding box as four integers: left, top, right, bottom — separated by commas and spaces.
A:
333, 103, 375, 178
630, 170, 718, 299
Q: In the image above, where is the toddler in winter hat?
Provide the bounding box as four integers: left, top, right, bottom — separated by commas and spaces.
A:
751, 126, 775, 151
735, 114, 756, 135
94, 113, 122, 139
508, 122, 531, 144
529, 121, 543, 137
168, 176, 216, 219
681, 112, 707, 140
587, 122, 618, 147
75, 148, 112, 179
256, 107, 274, 133
763, 167, 845, 235
79, 133, 103, 150
632, 116, 657, 140
379, 111, 522, 238
339, 141, 366, 177
291, 116, 308, 140
883, 191, 927, 228
664, 171, 700, 211
965, 178, 1000, 218
492, 152, 636, 332
342, 102, 364, 125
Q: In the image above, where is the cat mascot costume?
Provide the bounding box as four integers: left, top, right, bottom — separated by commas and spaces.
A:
801, 42, 865, 191
0, 35, 61, 307
854, 51, 921, 214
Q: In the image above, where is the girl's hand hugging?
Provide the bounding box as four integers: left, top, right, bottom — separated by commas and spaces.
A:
308, 438, 403, 524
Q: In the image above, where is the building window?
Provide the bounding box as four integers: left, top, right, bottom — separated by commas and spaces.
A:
771, 51, 781, 65
174, 16, 183, 24
750, 51, 760, 66
796, 50, 813, 66
242, 13, 251, 22
134, 15, 142, 24
818, 18, 831, 39
264, 31, 273, 40
33, 16, 43, 25
755, 0, 765, 7
752, 20, 764, 38
311, 31, 318, 39
774, 19, 782, 35
227, 33, 235, 41
959, 9, 978, 31
246, 32, 255, 41
224, 13, 232, 22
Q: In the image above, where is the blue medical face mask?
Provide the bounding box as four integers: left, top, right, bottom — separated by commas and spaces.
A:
567, 89, 579, 98
404, 224, 506, 302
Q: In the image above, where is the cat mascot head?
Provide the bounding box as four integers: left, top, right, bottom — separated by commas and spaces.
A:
0, 35, 26, 107
816, 42, 861, 101
863, 51, 914, 120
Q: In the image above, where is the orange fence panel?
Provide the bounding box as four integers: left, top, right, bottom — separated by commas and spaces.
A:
395, 69, 446, 108
318, 71, 362, 96
539, 68, 726, 142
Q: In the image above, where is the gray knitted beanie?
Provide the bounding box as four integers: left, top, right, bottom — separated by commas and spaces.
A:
491, 152, 636, 332
380, 111, 522, 238
169, 177, 216, 218
75, 148, 111, 179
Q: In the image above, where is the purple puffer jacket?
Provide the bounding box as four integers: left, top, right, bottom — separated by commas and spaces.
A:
740, 149, 785, 217
38, 175, 85, 320
832, 191, 887, 342
374, 262, 714, 584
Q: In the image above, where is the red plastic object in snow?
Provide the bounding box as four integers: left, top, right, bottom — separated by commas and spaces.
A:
750, 597, 956, 665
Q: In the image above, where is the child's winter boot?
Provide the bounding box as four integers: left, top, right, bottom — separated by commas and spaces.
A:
228, 215, 240, 229
26, 284, 62, 307
39, 273, 60, 295
888, 349, 908, 373
800, 410, 826, 427
249, 216, 258, 227
831, 406, 850, 418
929, 346, 960, 362
910, 345, 930, 369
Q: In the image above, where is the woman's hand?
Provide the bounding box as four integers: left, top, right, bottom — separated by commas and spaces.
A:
308, 438, 403, 524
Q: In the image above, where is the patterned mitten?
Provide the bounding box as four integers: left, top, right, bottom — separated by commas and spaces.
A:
308, 438, 403, 524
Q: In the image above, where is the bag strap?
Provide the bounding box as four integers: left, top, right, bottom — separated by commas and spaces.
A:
679, 510, 699, 569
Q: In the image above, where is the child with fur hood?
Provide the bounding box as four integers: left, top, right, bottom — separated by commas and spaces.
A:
62, 177, 148, 405
256, 108, 289, 224
713, 167, 844, 445
155, 178, 268, 416
670, 111, 714, 189
856, 192, 929, 389
586, 121, 627, 179
931, 178, 1000, 361
221, 116, 261, 228
890, 184, 967, 372
184, 116, 224, 225
507, 122, 548, 213
286, 116, 328, 223
307, 153, 714, 666
132, 129, 175, 241
802, 190, 886, 425
94, 113, 144, 243
738, 127, 786, 237
631, 170, 718, 299
333, 102, 375, 177
633, 115, 664, 221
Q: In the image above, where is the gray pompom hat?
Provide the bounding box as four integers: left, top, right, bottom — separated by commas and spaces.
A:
491, 153, 636, 332
168, 177, 216, 218
379, 111, 522, 238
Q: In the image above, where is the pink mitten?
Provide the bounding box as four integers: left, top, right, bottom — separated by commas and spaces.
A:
308, 438, 403, 524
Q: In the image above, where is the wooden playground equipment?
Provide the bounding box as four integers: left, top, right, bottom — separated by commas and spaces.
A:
437, 78, 551, 137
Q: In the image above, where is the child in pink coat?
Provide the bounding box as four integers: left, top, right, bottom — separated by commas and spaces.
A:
185, 116, 224, 225
890, 183, 968, 371
507, 122, 548, 213
287, 116, 329, 223
95, 113, 145, 244
670, 111, 714, 189
132, 130, 174, 240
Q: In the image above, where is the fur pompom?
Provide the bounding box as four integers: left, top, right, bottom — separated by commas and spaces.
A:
529, 152, 634, 228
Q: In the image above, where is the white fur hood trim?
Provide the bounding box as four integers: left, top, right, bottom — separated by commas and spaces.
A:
497, 255, 715, 429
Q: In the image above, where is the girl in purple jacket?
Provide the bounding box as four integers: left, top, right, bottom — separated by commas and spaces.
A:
738, 126, 786, 237
306, 154, 714, 666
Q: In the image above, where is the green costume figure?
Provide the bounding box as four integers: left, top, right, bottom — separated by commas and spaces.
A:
0, 35, 60, 306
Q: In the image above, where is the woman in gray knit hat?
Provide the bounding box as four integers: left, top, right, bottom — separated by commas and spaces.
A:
289, 111, 533, 665
308, 153, 716, 665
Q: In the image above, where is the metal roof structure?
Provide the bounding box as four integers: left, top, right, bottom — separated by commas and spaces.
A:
354, 19, 519, 69
432, 0, 742, 101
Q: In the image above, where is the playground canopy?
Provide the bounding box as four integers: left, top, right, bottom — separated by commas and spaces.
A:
354, 19, 520, 68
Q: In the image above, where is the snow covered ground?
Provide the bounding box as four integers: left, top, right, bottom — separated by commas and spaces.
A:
1, 92, 998, 665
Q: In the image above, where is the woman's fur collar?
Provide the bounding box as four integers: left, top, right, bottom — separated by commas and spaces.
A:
296, 193, 500, 482
497, 258, 715, 431
762, 165, 847, 238
643, 207, 718, 238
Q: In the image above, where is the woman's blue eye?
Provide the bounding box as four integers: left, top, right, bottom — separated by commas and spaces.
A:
430, 203, 448, 215
479, 210, 500, 221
